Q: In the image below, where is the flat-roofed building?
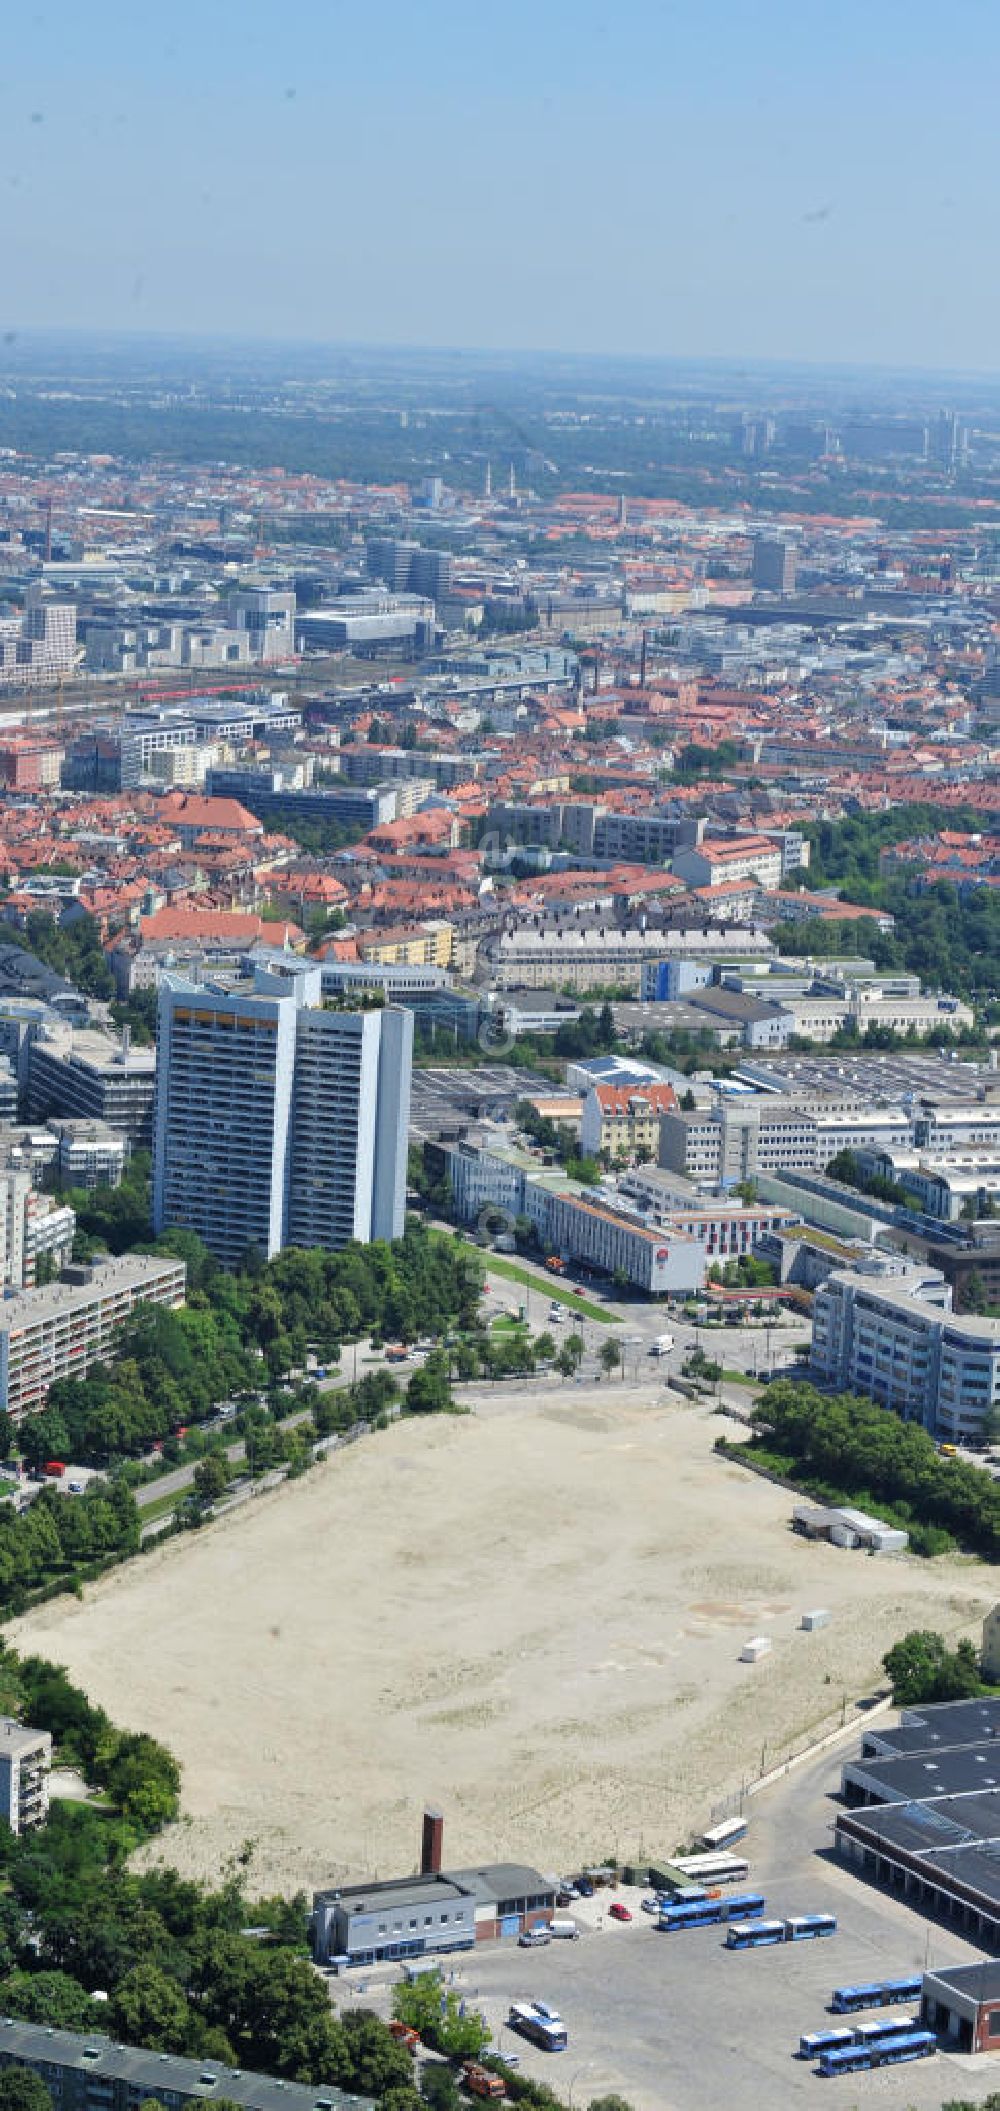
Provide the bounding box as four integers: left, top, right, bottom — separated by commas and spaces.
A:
0, 1718, 51, 1832
153, 965, 412, 1268
0, 1254, 187, 1419
28, 1027, 157, 1146
812, 1256, 1000, 1439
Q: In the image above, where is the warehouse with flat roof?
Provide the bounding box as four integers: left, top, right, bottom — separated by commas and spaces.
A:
836, 1697, 1000, 1946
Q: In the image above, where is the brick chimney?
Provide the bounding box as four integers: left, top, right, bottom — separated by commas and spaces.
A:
421, 1806, 444, 1875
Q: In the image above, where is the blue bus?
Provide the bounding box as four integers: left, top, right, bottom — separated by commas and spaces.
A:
658, 1899, 722, 1930
853, 2017, 918, 2050
831, 1975, 922, 2013
507, 2003, 567, 2052
784, 1914, 837, 1942
818, 2030, 934, 2076
718, 1893, 766, 1921
726, 1919, 785, 1949
798, 2029, 854, 2061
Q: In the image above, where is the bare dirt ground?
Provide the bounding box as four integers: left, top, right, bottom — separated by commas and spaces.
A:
11, 1383, 996, 1896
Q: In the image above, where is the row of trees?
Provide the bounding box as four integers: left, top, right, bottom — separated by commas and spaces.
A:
0, 1481, 140, 1613
746, 1380, 1000, 1559
8, 1225, 483, 1473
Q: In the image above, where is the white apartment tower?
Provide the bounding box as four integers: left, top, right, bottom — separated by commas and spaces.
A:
152, 964, 412, 1267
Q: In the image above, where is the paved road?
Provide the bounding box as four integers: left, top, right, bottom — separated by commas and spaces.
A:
133, 1342, 417, 1511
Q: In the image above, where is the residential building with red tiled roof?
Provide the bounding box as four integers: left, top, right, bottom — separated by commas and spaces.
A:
580, 1080, 678, 1163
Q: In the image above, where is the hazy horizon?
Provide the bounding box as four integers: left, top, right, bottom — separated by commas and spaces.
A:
4, 0, 999, 371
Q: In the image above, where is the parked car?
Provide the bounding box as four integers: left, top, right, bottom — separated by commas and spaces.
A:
640, 1897, 661, 1915
518, 1926, 551, 1947
574, 1877, 594, 1897
609, 1903, 632, 1923
557, 1880, 579, 1898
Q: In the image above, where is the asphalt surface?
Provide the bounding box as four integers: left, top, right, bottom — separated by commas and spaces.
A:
332, 1742, 1000, 2110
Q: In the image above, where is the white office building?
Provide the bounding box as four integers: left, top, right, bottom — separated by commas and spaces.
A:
152, 964, 412, 1267
811, 1257, 1000, 1440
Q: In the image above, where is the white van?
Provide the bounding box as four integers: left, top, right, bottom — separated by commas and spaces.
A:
548, 1917, 579, 1940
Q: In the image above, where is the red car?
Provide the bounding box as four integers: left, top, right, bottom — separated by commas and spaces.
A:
608, 1902, 632, 1923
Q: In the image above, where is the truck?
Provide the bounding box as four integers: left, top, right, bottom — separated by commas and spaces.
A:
388, 2023, 419, 2054
649, 1333, 675, 1357
42, 1460, 66, 1479
462, 2064, 504, 2100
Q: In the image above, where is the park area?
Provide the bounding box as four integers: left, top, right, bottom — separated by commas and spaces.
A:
10, 1383, 997, 1895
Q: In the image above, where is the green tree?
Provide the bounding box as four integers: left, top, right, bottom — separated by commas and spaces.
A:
392, 1972, 490, 2061
883, 1630, 982, 1707
564, 1332, 585, 1371
192, 1455, 231, 1505
339, 2009, 421, 2098
419, 2069, 462, 2110
0, 2071, 54, 2111
600, 1339, 623, 1379
405, 1352, 453, 1416
109, 1962, 196, 2052
1, 1969, 98, 2031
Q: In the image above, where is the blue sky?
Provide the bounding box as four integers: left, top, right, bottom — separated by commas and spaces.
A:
2, 0, 998, 368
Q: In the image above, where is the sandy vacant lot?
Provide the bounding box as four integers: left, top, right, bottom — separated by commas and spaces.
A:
11, 1385, 998, 1896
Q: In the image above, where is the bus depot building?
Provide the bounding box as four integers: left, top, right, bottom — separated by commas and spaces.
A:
835, 1697, 1000, 1949
312, 1863, 556, 1969
922, 1962, 1000, 2054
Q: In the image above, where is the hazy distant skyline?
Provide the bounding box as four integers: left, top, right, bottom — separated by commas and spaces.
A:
4, 0, 999, 372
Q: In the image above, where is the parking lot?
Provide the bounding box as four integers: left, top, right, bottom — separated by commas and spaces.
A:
409, 1064, 556, 1140
331, 1744, 1000, 2109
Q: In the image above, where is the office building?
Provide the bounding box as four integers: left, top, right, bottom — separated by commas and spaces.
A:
367, 537, 420, 591
229, 586, 296, 662
811, 1256, 1000, 1439
313, 1829, 555, 1966
751, 537, 796, 594
0, 1254, 186, 1418
409, 547, 454, 598
0, 2020, 371, 2111
0, 1718, 51, 1832
152, 965, 412, 1268
295, 593, 435, 657
0, 589, 77, 688
658, 1095, 912, 1185
28, 1027, 157, 1146
49, 1120, 128, 1191
0, 1170, 75, 1288
482, 920, 771, 994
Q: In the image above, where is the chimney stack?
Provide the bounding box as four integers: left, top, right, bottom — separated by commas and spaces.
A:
421, 1806, 444, 1875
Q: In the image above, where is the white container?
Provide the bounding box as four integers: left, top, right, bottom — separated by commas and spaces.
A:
830, 1522, 860, 1549
741, 1636, 771, 1663
801, 1609, 830, 1631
